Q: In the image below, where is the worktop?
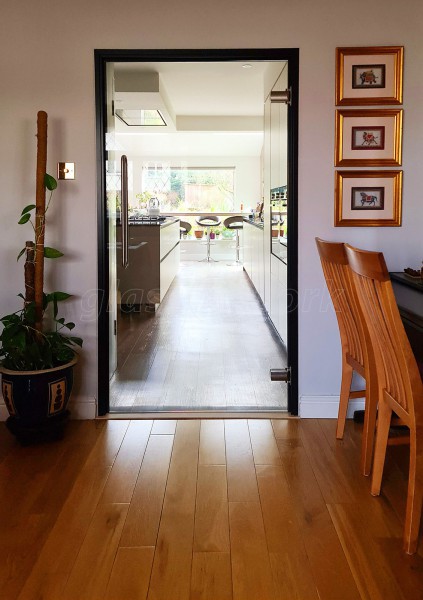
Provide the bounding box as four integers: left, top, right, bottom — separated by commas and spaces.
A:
126, 216, 179, 229
243, 217, 264, 229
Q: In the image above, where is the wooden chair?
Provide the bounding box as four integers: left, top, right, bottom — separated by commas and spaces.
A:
316, 238, 377, 476
345, 244, 423, 554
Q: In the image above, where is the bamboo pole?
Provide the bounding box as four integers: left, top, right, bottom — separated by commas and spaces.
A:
34, 110, 47, 332
24, 241, 35, 307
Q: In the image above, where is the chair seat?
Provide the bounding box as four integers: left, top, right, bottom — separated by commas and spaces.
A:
196, 215, 221, 228
223, 216, 243, 230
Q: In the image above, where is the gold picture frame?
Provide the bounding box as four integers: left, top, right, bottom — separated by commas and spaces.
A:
335, 170, 402, 227
335, 109, 403, 166
336, 46, 404, 106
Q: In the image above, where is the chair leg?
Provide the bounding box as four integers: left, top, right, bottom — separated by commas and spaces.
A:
361, 370, 378, 477
371, 398, 392, 496
235, 230, 241, 263
336, 359, 353, 440
403, 427, 423, 554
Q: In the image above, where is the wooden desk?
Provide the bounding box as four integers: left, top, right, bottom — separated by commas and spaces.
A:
390, 272, 423, 377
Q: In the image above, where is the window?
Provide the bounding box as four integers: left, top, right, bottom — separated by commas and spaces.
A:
139, 164, 235, 213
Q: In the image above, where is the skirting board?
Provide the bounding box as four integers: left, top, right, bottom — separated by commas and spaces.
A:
69, 396, 97, 419
0, 396, 97, 421
1, 396, 364, 421
300, 395, 365, 418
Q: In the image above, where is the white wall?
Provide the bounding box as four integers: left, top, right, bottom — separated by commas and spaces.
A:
1, 0, 422, 419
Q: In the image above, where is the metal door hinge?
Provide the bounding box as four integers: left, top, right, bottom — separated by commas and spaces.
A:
270, 87, 292, 106
270, 367, 291, 383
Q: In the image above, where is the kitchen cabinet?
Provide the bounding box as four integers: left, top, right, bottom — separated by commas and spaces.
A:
244, 219, 287, 346
117, 218, 180, 310
243, 219, 265, 303
269, 254, 287, 344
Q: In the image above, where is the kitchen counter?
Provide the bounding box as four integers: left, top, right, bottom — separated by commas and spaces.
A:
125, 216, 179, 228
243, 217, 264, 229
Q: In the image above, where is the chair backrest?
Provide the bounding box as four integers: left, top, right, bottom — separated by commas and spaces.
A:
180, 221, 192, 234
316, 238, 366, 372
345, 244, 423, 423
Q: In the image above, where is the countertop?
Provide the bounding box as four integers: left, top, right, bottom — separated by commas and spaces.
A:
125, 217, 180, 229
243, 217, 264, 229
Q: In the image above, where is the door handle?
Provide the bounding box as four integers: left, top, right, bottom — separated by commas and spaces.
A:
270, 368, 291, 383
121, 155, 129, 269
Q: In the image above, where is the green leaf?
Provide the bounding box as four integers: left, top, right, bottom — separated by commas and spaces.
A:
17, 293, 25, 300
2, 324, 25, 345
65, 322, 75, 330
21, 204, 36, 216
56, 317, 65, 325
44, 247, 64, 259
12, 331, 26, 350
69, 336, 83, 347
17, 248, 26, 261
18, 213, 31, 225
51, 291, 72, 302
44, 173, 57, 191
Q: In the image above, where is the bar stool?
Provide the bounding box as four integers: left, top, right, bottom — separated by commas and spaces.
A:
195, 215, 221, 262
180, 220, 192, 238
223, 216, 243, 263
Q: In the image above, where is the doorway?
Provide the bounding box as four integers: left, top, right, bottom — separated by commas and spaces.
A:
95, 49, 299, 415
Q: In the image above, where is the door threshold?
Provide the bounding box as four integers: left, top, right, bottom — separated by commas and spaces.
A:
99, 410, 296, 420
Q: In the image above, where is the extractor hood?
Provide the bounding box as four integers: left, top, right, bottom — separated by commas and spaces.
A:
114, 70, 176, 131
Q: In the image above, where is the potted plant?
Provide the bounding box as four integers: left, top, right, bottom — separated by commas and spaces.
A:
194, 230, 204, 239
0, 111, 82, 444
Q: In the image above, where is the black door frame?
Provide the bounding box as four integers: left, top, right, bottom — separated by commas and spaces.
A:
95, 48, 299, 416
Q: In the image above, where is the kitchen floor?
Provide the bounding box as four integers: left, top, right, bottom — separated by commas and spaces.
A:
110, 261, 288, 411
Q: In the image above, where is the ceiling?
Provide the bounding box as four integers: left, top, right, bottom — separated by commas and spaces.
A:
113, 61, 286, 157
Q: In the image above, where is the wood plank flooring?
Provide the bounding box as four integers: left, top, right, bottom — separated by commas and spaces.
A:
110, 262, 287, 411
1, 418, 423, 600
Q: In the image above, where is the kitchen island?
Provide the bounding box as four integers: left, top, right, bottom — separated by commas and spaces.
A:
117, 217, 180, 311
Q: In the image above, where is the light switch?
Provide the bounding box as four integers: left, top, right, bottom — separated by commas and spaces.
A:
57, 162, 75, 180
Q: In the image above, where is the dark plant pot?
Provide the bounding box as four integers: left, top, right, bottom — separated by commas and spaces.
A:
0, 357, 77, 444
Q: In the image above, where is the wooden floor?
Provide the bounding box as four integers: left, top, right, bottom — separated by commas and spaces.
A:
1, 418, 423, 600
111, 262, 287, 411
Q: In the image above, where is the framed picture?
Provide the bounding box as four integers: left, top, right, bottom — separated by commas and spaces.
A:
335, 170, 402, 227
336, 46, 403, 105
335, 109, 403, 166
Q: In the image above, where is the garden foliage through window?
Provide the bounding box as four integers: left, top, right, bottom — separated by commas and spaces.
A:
139, 165, 235, 213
